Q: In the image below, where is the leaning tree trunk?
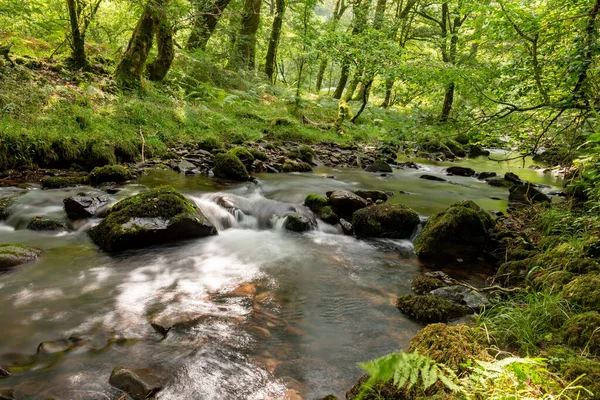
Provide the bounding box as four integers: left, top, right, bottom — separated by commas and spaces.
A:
265, 0, 285, 82
228, 0, 262, 70
114, 0, 164, 88
315, 58, 328, 92
66, 0, 87, 68
440, 82, 455, 121
343, 71, 360, 101
186, 0, 232, 51
146, 15, 174, 81
333, 63, 350, 99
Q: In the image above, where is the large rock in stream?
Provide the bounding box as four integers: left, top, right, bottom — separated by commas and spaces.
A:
64, 194, 110, 219
88, 186, 217, 252
109, 367, 164, 400
414, 200, 494, 262
0, 244, 43, 270
352, 204, 420, 239
326, 190, 368, 217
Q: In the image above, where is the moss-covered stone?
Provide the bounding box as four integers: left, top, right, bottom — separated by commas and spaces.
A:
319, 206, 339, 224
88, 186, 217, 252
213, 152, 249, 181
0, 244, 43, 270
304, 194, 328, 213
442, 140, 466, 158
229, 147, 255, 168
197, 137, 224, 152
40, 176, 86, 189
411, 276, 447, 294
283, 214, 313, 232
26, 216, 66, 231
354, 190, 389, 203
88, 165, 133, 186
352, 204, 420, 239
282, 159, 312, 173
561, 272, 600, 312
562, 312, 600, 356
486, 178, 514, 188
408, 323, 492, 373
421, 141, 456, 159
509, 183, 551, 204
249, 148, 268, 161
414, 200, 494, 262
0, 196, 19, 220
560, 358, 600, 399
288, 145, 314, 163
396, 295, 468, 324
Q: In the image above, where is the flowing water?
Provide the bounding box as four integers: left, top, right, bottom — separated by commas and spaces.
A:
0, 151, 562, 399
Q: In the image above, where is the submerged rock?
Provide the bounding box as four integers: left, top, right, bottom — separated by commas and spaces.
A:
446, 166, 476, 177
504, 172, 522, 185
420, 174, 446, 182
0, 196, 19, 220
327, 190, 367, 217
365, 161, 392, 173
353, 190, 388, 203
283, 214, 313, 232
88, 165, 133, 186
396, 294, 468, 323
26, 216, 66, 231
467, 145, 490, 157
477, 172, 496, 180
352, 204, 419, 239
64, 194, 110, 219
509, 183, 551, 204
88, 186, 217, 252
40, 176, 86, 189
0, 244, 43, 270
109, 367, 163, 400
414, 200, 494, 262
486, 177, 513, 188
213, 152, 250, 181
0, 388, 14, 400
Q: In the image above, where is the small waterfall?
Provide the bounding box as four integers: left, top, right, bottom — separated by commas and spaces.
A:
190, 196, 237, 231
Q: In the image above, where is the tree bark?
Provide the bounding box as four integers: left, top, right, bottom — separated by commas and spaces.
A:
265, 0, 285, 82
186, 0, 231, 51
333, 63, 350, 99
228, 0, 262, 70
440, 82, 455, 121
315, 58, 328, 92
66, 0, 87, 68
316, 0, 348, 92
146, 14, 174, 81
114, 0, 164, 88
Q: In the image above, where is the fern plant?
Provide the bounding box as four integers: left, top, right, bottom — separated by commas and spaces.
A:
357, 351, 462, 399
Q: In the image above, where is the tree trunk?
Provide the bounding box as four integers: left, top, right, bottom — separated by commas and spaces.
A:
343, 72, 360, 102
380, 77, 394, 107
66, 0, 87, 68
228, 0, 262, 70
114, 0, 164, 88
146, 14, 174, 81
315, 58, 327, 92
265, 0, 285, 82
333, 63, 350, 99
351, 79, 372, 123
186, 0, 231, 51
440, 82, 455, 121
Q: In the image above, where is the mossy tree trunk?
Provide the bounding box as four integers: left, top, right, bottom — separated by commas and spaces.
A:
186, 0, 232, 51
265, 0, 285, 82
114, 0, 165, 88
66, 0, 88, 69
315, 0, 347, 92
146, 13, 174, 81
227, 0, 262, 70
332, 63, 350, 99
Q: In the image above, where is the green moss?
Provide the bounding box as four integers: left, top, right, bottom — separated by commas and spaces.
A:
353, 204, 420, 239
197, 137, 224, 152
442, 140, 466, 157
0, 244, 43, 269
40, 176, 87, 189
0, 196, 19, 220
414, 200, 494, 262
249, 148, 268, 161
562, 312, 600, 356
88, 165, 133, 186
26, 216, 66, 231
319, 206, 339, 224
283, 214, 312, 232
408, 323, 492, 373
561, 272, 600, 311
304, 194, 328, 212
396, 295, 468, 324
86, 141, 117, 169
282, 160, 312, 173
287, 145, 314, 163
411, 276, 447, 294
213, 152, 249, 181
559, 358, 600, 399
229, 147, 255, 168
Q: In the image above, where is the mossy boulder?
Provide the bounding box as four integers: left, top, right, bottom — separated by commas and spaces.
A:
408, 323, 492, 372
304, 194, 328, 213
442, 140, 466, 158
88, 186, 217, 252
562, 312, 600, 356
213, 152, 249, 181
411, 275, 448, 294
229, 147, 255, 168
0, 244, 43, 270
354, 190, 389, 203
26, 216, 66, 231
319, 206, 339, 224
486, 177, 514, 188
197, 137, 224, 152
40, 176, 86, 189
249, 148, 268, 161
282, 159, 312, 173
446, 166, 475, 177
561, 272, 600, 312
396, 294, 468, 324
352, 204, 420, 239
64, 194, 110, 219
414, 200, 494, 262
88, 165, 133, 186
287, 145, 315, 163
283, 214, 313, 232
327, 190, 368, 217
365, 160, 392, 173
0, 196, 19, 220
509, 183, 551, 204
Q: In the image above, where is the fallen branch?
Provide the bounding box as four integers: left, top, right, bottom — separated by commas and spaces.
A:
302, 115, 332, 130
